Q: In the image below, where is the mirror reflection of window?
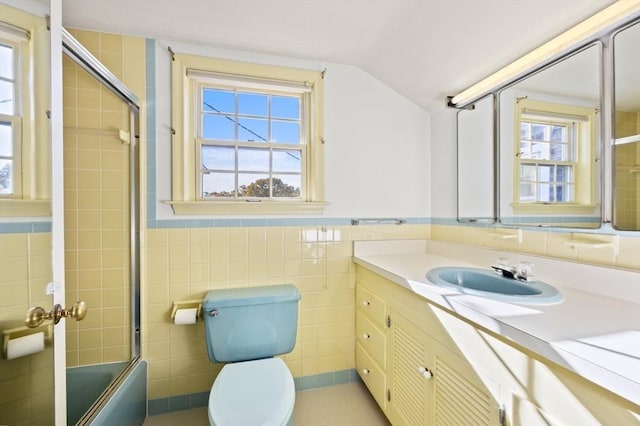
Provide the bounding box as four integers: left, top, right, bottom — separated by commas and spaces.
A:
0, 33, 22, 196
515, 99, 595, 206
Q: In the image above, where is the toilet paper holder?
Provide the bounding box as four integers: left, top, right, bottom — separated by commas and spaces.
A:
170, 300, 203, 322
1, 323, 53, 359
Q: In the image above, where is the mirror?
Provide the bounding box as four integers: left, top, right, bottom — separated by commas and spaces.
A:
613, 21, 640, 230
0, 1, 54, 425
498, 43, 602, 228
457, 95, 495, 223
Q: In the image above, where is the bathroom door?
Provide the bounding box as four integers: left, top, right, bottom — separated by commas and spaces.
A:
0, 0, 65, 424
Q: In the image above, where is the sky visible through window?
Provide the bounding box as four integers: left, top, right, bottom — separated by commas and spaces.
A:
200, 88, 303, 198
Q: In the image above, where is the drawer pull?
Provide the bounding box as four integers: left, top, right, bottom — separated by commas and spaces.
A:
363, 333, 370, 340
362, 300, 370, 307
418, 366, 433, 379
362, 368, 370, 375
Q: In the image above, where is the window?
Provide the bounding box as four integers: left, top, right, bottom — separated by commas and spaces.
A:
0, 10, 50, 217
0, 38, 22, 197
169, 54, 326, 215
514, 99, 597, 211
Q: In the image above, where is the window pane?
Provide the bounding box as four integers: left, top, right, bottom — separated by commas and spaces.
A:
0, 122, 12, 157
0, 45, 13, 79
537, 183, 553, 202
537, 165, 554, 182
531, 141, 548, 159
238, 147, 269, 172
272, 121, 300, 144
239, 173, 269, 197
550, 125, 566, 142
238, 92, 267, 117
272, 175, 301, 198
549, 143, 568, 161
531, 124, 546, 141
203, 114, 234, 140
520, 164, 536, 182
555, 183, 573, 202
0, 80, 14, 115
0, 158, 13, 194
272, 96, 299, 119
520, 122, 531, 140
202, 172, 235, 198
203, 88, 234, 113
202, 145, 235, 171
273, 149, 301, 173
555, 165, 573, 184
519, 183, 534, 202
238, 118, 268, 142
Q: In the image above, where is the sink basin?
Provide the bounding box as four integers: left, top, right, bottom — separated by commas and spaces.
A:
426, 267, 563, 304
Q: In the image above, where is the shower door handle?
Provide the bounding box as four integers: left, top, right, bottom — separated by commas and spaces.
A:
25, 301, 88, 328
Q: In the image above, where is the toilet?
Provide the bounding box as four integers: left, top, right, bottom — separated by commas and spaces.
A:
203, 285, 301, 426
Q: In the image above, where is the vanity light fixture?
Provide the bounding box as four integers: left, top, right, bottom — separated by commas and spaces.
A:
447, 1, 640, 108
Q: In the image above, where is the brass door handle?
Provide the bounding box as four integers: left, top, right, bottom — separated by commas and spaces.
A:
25, 301, 88, 328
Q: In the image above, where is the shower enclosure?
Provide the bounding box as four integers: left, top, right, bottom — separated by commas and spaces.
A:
61, 28, 142, 424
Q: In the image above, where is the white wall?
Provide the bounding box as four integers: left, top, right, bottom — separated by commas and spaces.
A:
429, 107, 458, 218
153, 41, 431, 220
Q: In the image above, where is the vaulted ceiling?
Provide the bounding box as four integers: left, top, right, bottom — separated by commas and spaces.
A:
61, 0, 614, 112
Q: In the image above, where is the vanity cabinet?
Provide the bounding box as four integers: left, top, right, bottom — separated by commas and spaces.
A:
356, 266, 501, 425
355, 264, 640, 426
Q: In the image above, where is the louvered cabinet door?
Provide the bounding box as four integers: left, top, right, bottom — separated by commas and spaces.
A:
388, 309, 433, 426
431, 339, 502, 426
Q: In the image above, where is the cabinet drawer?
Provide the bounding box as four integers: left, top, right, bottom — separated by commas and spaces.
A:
356, 342, 386, 410
357, 285, 386, 327
356, 311, 386, 369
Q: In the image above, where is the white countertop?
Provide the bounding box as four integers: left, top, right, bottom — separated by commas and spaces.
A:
353, 240, 640, 406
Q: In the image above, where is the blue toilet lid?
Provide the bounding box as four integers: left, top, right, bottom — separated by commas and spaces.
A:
209, 358, 295, 426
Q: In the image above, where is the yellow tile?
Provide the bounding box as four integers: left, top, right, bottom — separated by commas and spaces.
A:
229, 262, 248, 281
78, 230, 101, 250
124, 36, 145, 58
318, 353, 353, 373
102, 211, 125, 230
101, 110, 125, 129
145, 341, 171, 361
77, 108, 101, 129
188, 373, 211, 394
100, 33, 123, 54
169, 246, 189, 265
102, 268, 126, 288
147, 229, 168, 248
169, 375, 190, 395
78, 190, 101, 210
29, 256, 52, 280
617, 236, 640, 270
0, 281, 28, 307
0, 234, 27, 257
102, 171, 125, 191
78, 249, 102, 269
78, 348, 102, 365
210, 263, 229, 283
546, 233, 579, 260
102, 190, 125, 210
189, 228, 209, 247
78, 329, 103, 349
190, 263, 209, 282
228, 228, 248, 246
209, 228, 229, 246
102, 327, 125, 347
146, 247, 168, 267
77, 149, 101, 171
101, 89, 125, 112
102, 230, 126, 249
100, 52, 124, 76
229, 245, 248, 262
76, 170, 100, 191
266, 260, 285, 279
248, 261, 267, 281
78, 268, 101, 289
103, 346, 128, 363
63, 107, 78, 128
248, 241, 266, 261
102, 307, 126, 327
169, 265, 189, 285
0, 258, 28, 284
169, 229, 189, 247
76, 89, 101, 110
74, 30, 100, 53
103, 288, 124, 308
148, 378, 170, 399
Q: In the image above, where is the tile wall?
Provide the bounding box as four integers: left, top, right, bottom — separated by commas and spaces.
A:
63, 29, 146, 367
142, 224, 429, 401
0, 232, 54, 425
614, 110, 640, 229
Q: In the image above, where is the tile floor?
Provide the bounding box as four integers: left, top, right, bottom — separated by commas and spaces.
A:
143, 381, 389, 426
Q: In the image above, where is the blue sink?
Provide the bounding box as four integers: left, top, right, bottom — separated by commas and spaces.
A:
426, 267, 563, 304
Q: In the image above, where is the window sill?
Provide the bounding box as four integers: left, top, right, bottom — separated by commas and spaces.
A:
511, 203, 600, 215
0, 199, 51, 217
164, 200, 329, 216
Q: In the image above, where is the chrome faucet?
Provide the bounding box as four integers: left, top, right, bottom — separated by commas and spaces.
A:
491, 259, 534, 282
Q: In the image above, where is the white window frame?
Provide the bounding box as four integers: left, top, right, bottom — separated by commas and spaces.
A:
167, 53, 326, 215
0, 37, 23, 199
513, 98, 598, 213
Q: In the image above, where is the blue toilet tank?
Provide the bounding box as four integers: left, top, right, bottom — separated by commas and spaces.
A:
203, 285, 301, 363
